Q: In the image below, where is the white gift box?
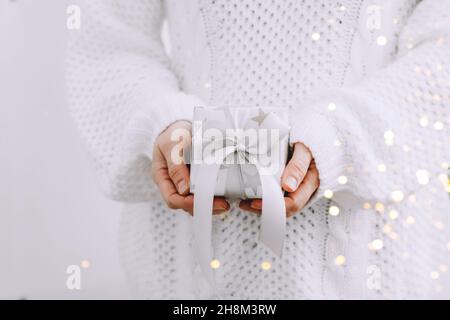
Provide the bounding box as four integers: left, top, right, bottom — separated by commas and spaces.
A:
189, 106, 290, 283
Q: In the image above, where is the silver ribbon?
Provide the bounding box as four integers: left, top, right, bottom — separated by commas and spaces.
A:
192, 107, 289, 283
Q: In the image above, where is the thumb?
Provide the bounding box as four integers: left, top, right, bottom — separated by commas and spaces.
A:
167, 162, 191, 195
163, 123, 192, 195
281, 142, 312, 193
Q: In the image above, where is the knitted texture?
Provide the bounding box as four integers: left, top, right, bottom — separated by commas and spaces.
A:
67, 0, 450, 299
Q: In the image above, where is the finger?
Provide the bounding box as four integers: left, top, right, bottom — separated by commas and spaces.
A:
167, 163, 191, 195
281, 142, 312, 193
250, 199, 262, 210
151, 145, 169, 184
183, 196, 230, 215
152, 147, 178, 201
152, 142, 184, 191
158, 172, 193, 212
152, 147, 193, 212
285, 164, 319, 217
163, 128, 192, 195
213, 208, 229, 215
239, 200, 262, 215
158, 185, 230, 216
212, 197, 231, 214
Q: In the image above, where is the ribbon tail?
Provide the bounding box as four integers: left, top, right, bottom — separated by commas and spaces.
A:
193, 163, 222, 284
257, 169, 286, 256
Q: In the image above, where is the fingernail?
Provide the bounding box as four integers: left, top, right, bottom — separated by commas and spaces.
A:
251, 201, 262, 210
214, 203, 228, 210
214, 207, 229, 214
285, 176, 298, 190
177, 180, 188, 194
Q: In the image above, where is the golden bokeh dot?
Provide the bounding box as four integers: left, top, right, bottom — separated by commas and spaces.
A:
419, 116, 429, 127
324, 189, 334, 199
329, 205, 340, 216
338, 176, 348, 185
311, 32, 321, 41
377, 164, 387, 172
328, 103, 337, 111
389, 210, 399, 220
80, 260, 90, 269
391, 190, 405, 202
261, 261, 272, 271
431, 271, 440, 280
384, 130, 395, 145
439, 173, 448, 184
416, 169, 430, 185
334, 255, 346, 266
210, 259, 221, 269
369, 239, 384, 251
434, 221, 445, 230
377, 36, 387, 46
432, 95, 442, 103
375, 202, 385, 213
434, 121, 444, 131
439, 265, 448, 273
405, 216, 415, 225
389, 232, 399, 240
383, 224, 392, 234
363, 202, 372, 210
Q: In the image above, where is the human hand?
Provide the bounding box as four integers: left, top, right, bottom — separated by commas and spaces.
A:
151, 121, 230, 215
239, 142, 319, 217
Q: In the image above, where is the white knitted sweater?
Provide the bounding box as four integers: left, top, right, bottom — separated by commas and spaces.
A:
67, 0, 450, 299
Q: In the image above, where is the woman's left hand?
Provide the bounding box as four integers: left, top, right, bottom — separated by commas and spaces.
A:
239, 142, 320, 217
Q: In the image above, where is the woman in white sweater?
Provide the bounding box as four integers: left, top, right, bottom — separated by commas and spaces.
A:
67, 0, 450, 299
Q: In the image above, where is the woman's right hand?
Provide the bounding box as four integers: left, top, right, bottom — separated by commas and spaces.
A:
151, 120, 230, 215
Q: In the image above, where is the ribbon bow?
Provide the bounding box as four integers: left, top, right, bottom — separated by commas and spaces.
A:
192, 107, 289, 283
205, 129, 260, 166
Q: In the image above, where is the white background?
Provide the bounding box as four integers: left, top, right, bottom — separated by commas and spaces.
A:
0, 0, 130, 299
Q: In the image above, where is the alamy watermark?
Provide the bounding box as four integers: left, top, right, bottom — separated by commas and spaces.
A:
66, 5, 81, 30
66, 260, 90, 290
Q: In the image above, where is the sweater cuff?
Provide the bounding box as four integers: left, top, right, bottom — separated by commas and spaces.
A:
289, 109, 347, 196
124, 88, 204, 161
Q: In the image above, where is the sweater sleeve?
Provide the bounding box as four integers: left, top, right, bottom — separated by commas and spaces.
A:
66, 0, 202, 202
290, 0, 450, 204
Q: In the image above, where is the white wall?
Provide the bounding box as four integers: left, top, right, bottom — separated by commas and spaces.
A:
0, 0, 130, 299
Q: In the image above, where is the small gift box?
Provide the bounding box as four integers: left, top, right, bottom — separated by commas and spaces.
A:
189, 107, 290, 282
